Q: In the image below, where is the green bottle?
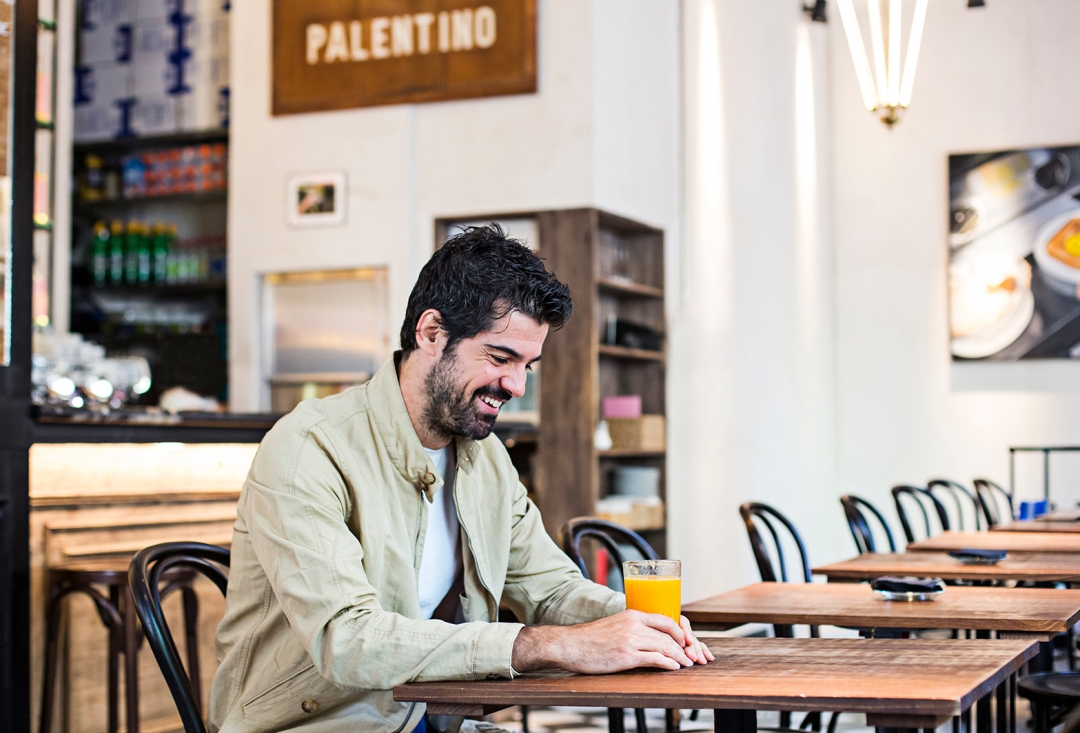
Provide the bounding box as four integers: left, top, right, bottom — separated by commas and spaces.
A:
124, 220, 142, 284
138, 223, 153, 284
108, 220, 125, 285
166, 224, 180, 284
152, 222, 169, 284
91, 221, 109, 286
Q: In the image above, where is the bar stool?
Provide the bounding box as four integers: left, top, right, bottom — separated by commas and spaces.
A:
39, 560, 201, 733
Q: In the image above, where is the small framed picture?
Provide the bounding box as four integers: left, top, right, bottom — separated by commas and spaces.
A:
286, 170, 347, 227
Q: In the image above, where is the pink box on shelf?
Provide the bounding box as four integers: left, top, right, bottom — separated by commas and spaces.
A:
602, 395, 642, 419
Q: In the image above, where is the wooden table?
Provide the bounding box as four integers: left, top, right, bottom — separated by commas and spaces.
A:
394, 637, 1037, 732
993, 515, 1080, 533
682, 582, 1080, 639
812, 551, 1080, 583
906, 530, 1080, 554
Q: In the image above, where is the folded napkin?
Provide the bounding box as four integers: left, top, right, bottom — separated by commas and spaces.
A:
870, 576, 945, 594
947, 548, 1007, 561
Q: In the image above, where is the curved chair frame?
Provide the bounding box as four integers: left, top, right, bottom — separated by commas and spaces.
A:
974, 478, 1014, 528
840, 495, 897, 554
891, 486, 950, 544
560, 518, 667, 733
130, 542, 230, 733
739, 502, 813, 585
927, 478, 982, 531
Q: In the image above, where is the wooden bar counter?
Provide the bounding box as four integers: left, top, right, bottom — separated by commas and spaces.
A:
29, 443, 257, 733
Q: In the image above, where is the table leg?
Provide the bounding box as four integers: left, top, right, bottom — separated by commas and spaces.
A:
608, 708, 626, 733
977, 631, 991, 733
714, 709, 756, 733
961, 706, 972, 733
996, 678, 1006, 733
1009, 672, 1016, 733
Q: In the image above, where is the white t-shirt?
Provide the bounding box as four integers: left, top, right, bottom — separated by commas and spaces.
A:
418, 445, 463, 620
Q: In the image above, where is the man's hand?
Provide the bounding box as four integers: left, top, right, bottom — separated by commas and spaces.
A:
511, 610, 713, 674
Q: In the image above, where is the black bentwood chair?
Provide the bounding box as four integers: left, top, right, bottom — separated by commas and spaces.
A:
129, 542, 231, 733
891, 485, 950, 544
974, 478, 1015, 528
839, 495, 897, 554
738, 503, 839, 733
1018, 672, 1080, 733
562, 517, 687, 733
927, 478, 983, 531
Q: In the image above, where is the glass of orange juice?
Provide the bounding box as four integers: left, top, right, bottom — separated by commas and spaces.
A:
623, 560, 681, 624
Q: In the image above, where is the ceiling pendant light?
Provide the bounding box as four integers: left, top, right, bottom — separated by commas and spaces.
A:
833, 0, 929, 127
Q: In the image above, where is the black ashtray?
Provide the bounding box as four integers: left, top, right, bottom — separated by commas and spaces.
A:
870, 576, 945, 602
947, 548, 1007, 565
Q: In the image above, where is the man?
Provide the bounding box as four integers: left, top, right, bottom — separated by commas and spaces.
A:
209, 225, 712, 733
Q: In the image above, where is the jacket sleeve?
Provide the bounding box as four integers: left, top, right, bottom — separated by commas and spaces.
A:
243, 422, 523, 690
500, 479, 625, 626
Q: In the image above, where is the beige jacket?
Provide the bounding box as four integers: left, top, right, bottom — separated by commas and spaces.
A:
209, 357, 623, 733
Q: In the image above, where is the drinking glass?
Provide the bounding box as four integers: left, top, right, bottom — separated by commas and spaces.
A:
623, 560, 681, 624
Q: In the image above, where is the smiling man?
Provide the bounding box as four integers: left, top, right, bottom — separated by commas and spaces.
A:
208, 225, 712, 733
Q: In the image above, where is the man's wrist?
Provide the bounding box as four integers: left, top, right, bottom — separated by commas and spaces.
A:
511, 625, 554, 672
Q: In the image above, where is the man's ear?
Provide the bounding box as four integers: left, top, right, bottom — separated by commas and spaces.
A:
414, 309, 445, 358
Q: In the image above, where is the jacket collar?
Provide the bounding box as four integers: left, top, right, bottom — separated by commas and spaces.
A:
367, 353, 481, 501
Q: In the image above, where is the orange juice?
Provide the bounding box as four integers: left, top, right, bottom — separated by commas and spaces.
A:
624, 576, 681, 624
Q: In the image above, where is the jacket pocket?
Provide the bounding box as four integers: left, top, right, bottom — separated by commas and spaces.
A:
241, 663, 325, 721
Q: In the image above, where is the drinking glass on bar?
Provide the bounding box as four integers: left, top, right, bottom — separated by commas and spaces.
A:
623, 560, 681, 624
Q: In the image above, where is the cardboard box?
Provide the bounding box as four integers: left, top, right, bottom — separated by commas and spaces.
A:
607, 415, 665, 452
594, 499, 665, 531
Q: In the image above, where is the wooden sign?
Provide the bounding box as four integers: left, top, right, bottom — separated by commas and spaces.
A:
272, 0, 537, 115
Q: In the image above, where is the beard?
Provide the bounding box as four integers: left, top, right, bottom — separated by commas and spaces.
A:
422, 348, 513, 442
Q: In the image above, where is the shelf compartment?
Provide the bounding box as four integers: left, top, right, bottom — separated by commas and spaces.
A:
597, 278, 664, 299
598, 344, 665, 362
598, 449, 666, 458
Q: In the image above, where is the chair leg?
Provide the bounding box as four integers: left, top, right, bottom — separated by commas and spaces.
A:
123, 586, 141, 733
609, 708, 626, 733
1033, 700, 1050, 733
665, 709, 678, 732
108, 584, 122, 733
180, 584, 202, 710
520, 705, 529, 733
635, 708, 648, 733
39, 581, 64, 733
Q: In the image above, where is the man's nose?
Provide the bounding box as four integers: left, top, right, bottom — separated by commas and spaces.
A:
501, 367, 528, 399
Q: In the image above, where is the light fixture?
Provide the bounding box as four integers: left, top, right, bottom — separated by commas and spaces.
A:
832, 0, 930, 127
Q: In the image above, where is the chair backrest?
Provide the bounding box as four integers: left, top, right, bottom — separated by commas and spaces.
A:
738, 502, 817, 639
840, 495, 897, 554
738, 503, 813, 584
129, 542, 231, 733
560, 517, 658, 583
927, 478, 982, 531
973, 478, 1014, 528
891, 485, 950, 544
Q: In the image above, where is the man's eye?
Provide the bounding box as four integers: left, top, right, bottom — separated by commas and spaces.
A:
491, 356, 508, 365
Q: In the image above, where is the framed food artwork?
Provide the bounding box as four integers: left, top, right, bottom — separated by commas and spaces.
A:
286, 170, 347, 227
948, 146, 1080, 360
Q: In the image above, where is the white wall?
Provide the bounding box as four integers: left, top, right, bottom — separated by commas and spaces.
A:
830, 0, 1080, 525
228, 1, 680, 411
669, 0, 839, 602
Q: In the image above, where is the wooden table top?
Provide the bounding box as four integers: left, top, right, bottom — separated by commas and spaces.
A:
394, 637, 1037, 728
681, 582, 1080, 634
907, 530, 1080, 553
813, 551, 1080, 583
993, 514, 1080, 533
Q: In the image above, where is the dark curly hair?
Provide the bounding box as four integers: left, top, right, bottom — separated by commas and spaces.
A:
399, 224, 573, 356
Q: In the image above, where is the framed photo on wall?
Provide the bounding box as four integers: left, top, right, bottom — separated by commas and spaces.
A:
948, 146, 1080, 360
286, 170, 347, 227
